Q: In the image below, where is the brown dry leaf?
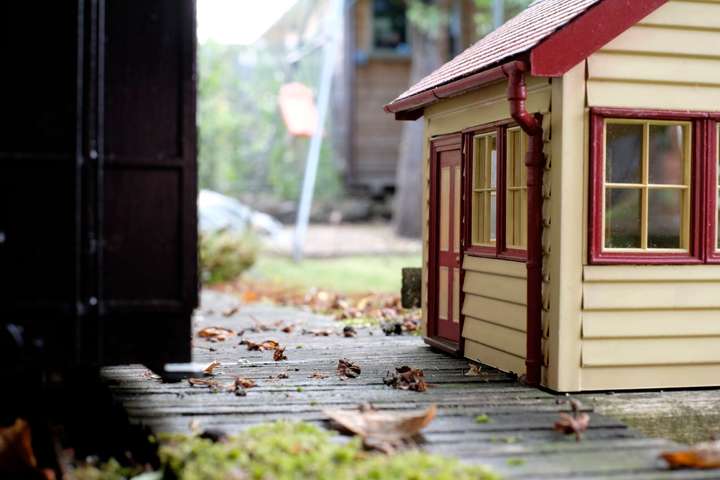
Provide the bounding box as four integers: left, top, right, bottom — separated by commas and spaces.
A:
242, 290, 260, 303
269, 372, 289, 380
281, 324, 295, 334
337, 359, 361, 379
188, 378, 222, 390
303, 328, 334, 337
661, 441, 720, 469
234, 377, 257, 389
143, 370, 161, 380
203, 361, 222, 375
227, 376, 257, 396
383, 366, 428, 392
464, 363, 482, 377
324, 404, 437, 453
343, 326, 358, 338
222, 306, 240, 317
273, 346, 288, 361
553, 399, 590, 441
310, 371, 328, 379
241, 339, 280, 351
0, 419, 37, 472
198, 326, 236, 342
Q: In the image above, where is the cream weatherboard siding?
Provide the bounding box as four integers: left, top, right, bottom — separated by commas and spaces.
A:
575, 0, 720, 390
580, 266, 720, 390
463, 257, 527, 374
587, 0, 720, 111
422, 77, 551, 377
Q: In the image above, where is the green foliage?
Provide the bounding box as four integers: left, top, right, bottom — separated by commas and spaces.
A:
472, 0, 534, 37
475, 414, 492, 424
506, 458, 526, 467
406, 1, 450, 39
198, 42, 341, 202
200, 229, 259, 284
157, 421, 500, 480
71, 458, 149, 480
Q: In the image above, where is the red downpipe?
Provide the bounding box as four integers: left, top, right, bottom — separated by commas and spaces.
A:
502, 61, 544, 387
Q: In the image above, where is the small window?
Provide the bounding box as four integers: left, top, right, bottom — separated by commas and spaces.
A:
372, 0, 409, 54
588, 110, 715, 265
467, 124, 528, 260
506, 127, 527, 250
602, 120, 691, 253
471, 133, 497, 246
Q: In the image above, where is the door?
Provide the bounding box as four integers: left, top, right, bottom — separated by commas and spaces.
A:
429, 135, 463, 347
0, 0, 197, 369
99, 0, 197, 366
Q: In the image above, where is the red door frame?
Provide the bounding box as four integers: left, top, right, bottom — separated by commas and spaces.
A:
426, 133, 464, 356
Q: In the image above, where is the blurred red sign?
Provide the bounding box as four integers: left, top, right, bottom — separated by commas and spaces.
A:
278, 82, 318, 137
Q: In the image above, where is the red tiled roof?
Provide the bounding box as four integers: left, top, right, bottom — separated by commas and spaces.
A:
389, 0, 601, 104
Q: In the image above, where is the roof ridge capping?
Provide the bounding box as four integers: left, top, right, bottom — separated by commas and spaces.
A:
385, 0, 668, 117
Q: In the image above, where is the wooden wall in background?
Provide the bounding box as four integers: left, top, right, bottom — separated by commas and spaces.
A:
350, 0, 410, 194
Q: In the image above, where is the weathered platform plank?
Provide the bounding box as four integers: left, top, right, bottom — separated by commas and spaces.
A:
101, 292, 716, 479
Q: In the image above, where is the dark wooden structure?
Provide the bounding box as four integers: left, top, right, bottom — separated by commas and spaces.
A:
0, 0, 197, 370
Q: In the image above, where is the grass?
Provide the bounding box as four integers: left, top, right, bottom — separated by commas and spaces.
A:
248, 254, 422, 294
73, 422, 499, 480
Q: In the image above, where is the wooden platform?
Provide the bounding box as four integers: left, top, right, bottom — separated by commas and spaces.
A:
102, 292, 717, 479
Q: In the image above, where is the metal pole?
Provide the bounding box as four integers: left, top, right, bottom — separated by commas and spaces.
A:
292, 0, 343, 261
493, 0, 504, 29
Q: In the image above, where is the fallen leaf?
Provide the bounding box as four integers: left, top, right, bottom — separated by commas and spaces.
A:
337, 359, 361, 379
303, 328, 334, 337
222, 306, 240, 317
269, 372, 289, 380
661, 440, 720, 469
198, 326, 236, 342
241, 339, 280, 351
234, 377, 257, 389
343, 326, 358, 337
383, 366, 428, 392
381, 322, 403, 336
281, 324, 295, 334
188, 378, 222, 390
324, 404, 437, 453
226, 377, 257, 397
203, 361, 222, 375
143, 370, 161, 380
310, 371, 328, 379
464, 363, 482, 377
0, 419, 37, 472
273, 346, 287, 361
553, 399, 590, 441
189, 419, 202, 434
242, 290, 260, 303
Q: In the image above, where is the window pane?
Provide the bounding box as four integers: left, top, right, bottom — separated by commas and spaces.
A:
649, 124, 686, 185
490, 193, 497, 242
606, 123, 642, 184
372, 0, 408, 53
489, 137, 497, 188
605, 188, 641, 248
648, 189, 683, 249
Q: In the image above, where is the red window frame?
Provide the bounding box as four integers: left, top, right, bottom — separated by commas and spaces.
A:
462, 120, 527, 262
589, 107, 720, 265
706, 119, 720, 264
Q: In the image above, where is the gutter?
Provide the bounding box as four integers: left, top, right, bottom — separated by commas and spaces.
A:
383, 63, 510, 120
502, 60, 544, 387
